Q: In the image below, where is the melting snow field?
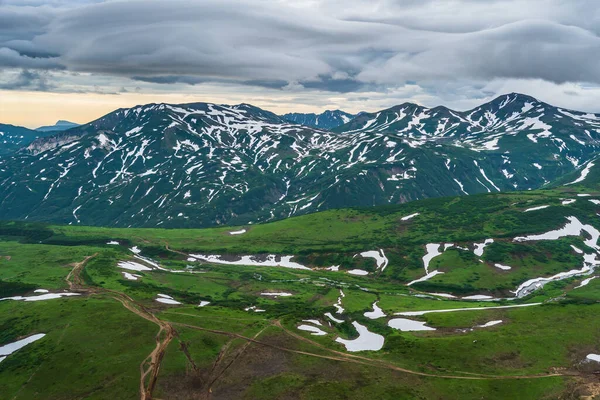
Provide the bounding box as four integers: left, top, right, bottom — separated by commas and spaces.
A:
244, 306, 266, 312
155, 294, 182, 305
333, 290, 345, 314
229, 229, 247, 235
335, 322, 384, 352
566, 161, 595, 185
474, 239, 494, 256
189, 254, 310, 270
388, 318, 436, 331
524, 205, 550, 212
494, 263, 512, 271
586, 354, 600, 363
198, 301, 210, 307
562, 199, 576, 205
401, 213, 420, 221
364, 302, 386, 319
407, 270, 444, 286
303, 319, 322, 326
107, 241, 120, 245
576, 276, 598, 288
121, 271, 141, 280
514, 254, 600, 297
0, 334, 46, 363
514, 216, 600, 251
395, 303, 542, 316
348, 269, 369, 276
33, 289, 49, 293
422, 244, 442, 273
297, 324, 327, 336
325, 312, 344, 323
0, 293, 80, 302
129, 246, 141, 254
475, 320, 503, 328
261, 292, 293, 297
359, 250, 389, 271
118, 261, 152, 271
463, 295, 494, 300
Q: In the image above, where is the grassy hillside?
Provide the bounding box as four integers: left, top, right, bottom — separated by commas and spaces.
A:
1, 163, 600, 399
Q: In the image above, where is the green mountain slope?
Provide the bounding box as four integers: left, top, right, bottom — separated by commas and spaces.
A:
0, 124, 56, 156
2, 162, 600, 399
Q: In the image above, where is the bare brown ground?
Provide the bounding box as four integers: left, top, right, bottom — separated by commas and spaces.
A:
66, 254, 175, 400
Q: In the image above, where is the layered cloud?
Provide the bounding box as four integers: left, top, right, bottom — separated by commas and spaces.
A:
1, 0, 599, 113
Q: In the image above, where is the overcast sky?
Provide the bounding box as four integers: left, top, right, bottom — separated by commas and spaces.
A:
2, 0, 600, 127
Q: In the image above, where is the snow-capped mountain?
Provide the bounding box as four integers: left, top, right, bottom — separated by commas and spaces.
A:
282, 110, 355, 129
1, 93, 599, 228
36, 120, 80, 132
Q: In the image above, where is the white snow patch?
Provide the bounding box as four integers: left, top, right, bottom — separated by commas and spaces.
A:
587, 354, 600, 363
198, 301, 210, 307
364, 302, 386, 319
261, 292, 293, 297
118, 261, 152, 271
229, 229, 247, 235
189, 254, 309, 270
494, 263, 512, 271
475, 320, 503, 328
360, 250, 389, 271
129, 246, 141, 254
396, 303, 542, 316
335, 322, 384, 352
401, 213, 420, 221
122, 272, 141, 280
474, 239, 494, 257
297, 324, 327, 336
422, 243, 442, 273
0, 293, 80, 302
107, 241, 120, 245
575, 276, 597, 289
0, 334, 46, 362
388, 318, 436, 331
407, 270, 444, 286
348, 269, 369, 276
524, 205, 550, 212
325, 312, 344, 323
462, 295, 494, 300
566, 161, 595, 185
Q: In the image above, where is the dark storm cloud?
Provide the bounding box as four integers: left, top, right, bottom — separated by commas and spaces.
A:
1, 0, 600, 92
0, 69, 53, 90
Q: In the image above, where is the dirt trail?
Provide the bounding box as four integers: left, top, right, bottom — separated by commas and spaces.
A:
66, 254, 175, 400
65, 253, 98, 290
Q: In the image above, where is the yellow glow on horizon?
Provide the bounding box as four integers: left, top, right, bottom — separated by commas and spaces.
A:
0, 90, 328, 129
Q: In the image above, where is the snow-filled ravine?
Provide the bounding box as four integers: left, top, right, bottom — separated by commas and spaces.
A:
188, 254, 310, 270
395, 303, 542, 316
364, 301, 386, 319
512, 216, 600, 297
335, 322, 384, 352
297, 324, 327, 336
0, 334, 46, 363
358, 250, 389, 271
0, 292, 80, 302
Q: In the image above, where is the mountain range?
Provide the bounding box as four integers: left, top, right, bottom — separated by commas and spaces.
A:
35, 120, 80, 132
282, 110, 355, 129
1, 93, 599, 228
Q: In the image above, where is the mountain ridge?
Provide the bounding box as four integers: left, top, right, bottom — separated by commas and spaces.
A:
1, 93, 600, 228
